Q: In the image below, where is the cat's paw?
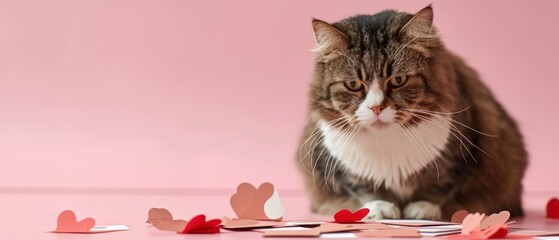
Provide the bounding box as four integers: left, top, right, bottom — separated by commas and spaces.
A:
403, 201, 442, 220
362, 200, 401, 220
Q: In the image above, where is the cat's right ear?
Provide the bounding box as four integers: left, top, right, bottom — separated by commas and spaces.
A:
311, 18, 349, 62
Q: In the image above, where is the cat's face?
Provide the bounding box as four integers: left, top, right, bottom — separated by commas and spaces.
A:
309, 7, 456, 132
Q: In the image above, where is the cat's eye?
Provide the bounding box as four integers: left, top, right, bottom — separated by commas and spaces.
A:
344, 80, 363, 91
389, 75, 408, 88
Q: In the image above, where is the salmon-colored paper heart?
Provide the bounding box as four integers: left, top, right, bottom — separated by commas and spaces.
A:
547, 198, 559, 219
146, 208, 173, 223
230, 182, 284, 221
333, 208, 370, 223
451, 210, 470, 223
146, 207, 188, 232
180, 214, 221, 234
151, 218, 188, 232
55, 210, 96, 233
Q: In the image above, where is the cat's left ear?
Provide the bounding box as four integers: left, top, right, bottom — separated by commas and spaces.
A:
311, 18, 349, 62
400, 5, 434, 37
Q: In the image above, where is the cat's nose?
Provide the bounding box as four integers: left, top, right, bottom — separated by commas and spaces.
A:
368, 105, 385, 115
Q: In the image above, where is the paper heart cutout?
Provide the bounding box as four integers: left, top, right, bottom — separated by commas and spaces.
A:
447, 211, 511, 239
333, 208, 370, 223
461, 212, 485, 235
451, 209, 470, 223
146, 208, 220, 233
481, 211, 510, 229
180, 214, 221, 234
230, 182, 284, 221
146, 207, 188, 232
547, 198, 559, 219
146, 208, 173, 223
55, 210, 96, 233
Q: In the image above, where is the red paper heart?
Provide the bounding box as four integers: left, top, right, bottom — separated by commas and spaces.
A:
489, 226, 508, 238
333, 208, 370, 223
180, 214, 222, 234
55, 210, 96, 233
547, 198, 559, 219
482, 224, 508, 238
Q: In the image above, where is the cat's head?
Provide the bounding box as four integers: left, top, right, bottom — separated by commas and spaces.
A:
309, 6, 458, 131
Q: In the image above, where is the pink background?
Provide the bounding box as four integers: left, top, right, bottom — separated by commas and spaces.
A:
1, 0, 558, 194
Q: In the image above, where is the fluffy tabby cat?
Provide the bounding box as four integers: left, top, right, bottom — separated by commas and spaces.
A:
298, 6, 528, 220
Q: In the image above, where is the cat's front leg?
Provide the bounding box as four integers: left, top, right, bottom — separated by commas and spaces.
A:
403, 201, 442, 220
362, 200, 402, 220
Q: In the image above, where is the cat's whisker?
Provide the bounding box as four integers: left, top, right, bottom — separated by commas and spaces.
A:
433, 102, 472, 115
402, 108, 497, 138
322, 121, 355, 190
328, 124, 361, 191
415, 114, 470, 165
300, 116, 348, 163
408, 111, 493, 158
308, 117, 352, 160
300, 116, 350, 183
393, 35, 420, 62
310, 117, 356, 189
309, 118, 352, 183
398, 121, 436, 179
397, 123, 423, 181
404, 106, 471, 115
298, 107, 327, 163
407, 113, 478, 164
412, 117, 461, 165
406, 118, 441, 180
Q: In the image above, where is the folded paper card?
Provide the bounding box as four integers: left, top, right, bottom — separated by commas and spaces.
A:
221, 218, 284, 229
230, 182, 284, 221
356, 228, 421, 238
509, 230, 559, 237
376, 219, 458, 227
221, 218, 324, 230
262, 223, 390, 237
53, 210, 129, 233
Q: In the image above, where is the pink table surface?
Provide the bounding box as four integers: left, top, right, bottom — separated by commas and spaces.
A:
1, 190, 559, 239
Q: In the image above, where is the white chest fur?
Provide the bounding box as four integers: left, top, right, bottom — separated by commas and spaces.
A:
319, 118, 451, 198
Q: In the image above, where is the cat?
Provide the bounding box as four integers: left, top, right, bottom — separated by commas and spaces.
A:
298, 5, 528, 220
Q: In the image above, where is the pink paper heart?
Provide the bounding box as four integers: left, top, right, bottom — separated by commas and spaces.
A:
461, 213, 484, 235
481, 211, 510, 229
55, 210, 96, 233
